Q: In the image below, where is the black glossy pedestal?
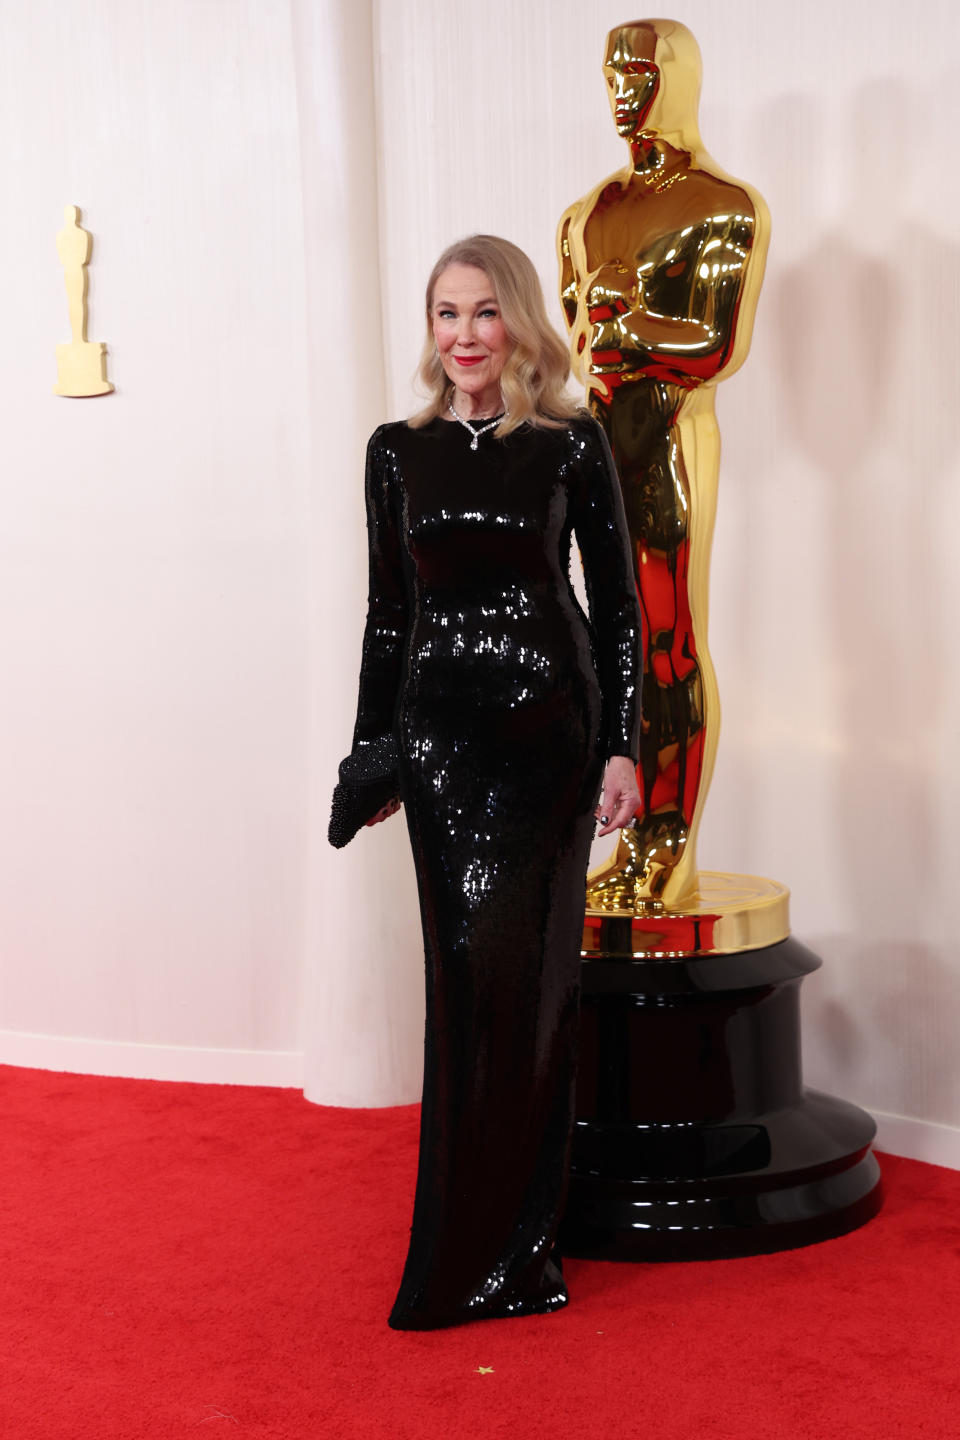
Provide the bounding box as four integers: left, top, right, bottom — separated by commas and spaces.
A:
560, 936, 883, 1261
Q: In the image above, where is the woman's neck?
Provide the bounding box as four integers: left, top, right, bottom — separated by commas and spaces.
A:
450, 386, 504, 421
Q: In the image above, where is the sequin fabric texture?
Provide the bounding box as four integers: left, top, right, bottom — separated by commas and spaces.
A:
350, 414, 642, 1329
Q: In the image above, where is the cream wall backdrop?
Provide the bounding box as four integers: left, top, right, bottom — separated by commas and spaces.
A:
1, 1, 958, 1163
0, 0, 315, 1084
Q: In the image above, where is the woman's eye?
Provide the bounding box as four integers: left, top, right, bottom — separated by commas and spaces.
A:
437, 309, 456, 320
479, 309, 498, 319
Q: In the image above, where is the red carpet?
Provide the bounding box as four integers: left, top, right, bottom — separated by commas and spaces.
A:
1, 1064, 958, 1440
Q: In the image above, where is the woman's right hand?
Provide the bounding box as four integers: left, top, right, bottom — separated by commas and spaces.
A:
366, 795, 402, 827
594, 756, 640, 837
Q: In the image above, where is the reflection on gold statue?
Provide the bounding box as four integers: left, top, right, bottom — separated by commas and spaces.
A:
559, 19, 768, 910
54, 205, 113, 397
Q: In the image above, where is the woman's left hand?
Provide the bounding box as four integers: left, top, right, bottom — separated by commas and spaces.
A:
594, 755, 640, 838
366, 794, 402, 827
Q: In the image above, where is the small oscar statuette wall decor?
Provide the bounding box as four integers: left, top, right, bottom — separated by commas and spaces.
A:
53, 204, 113, 397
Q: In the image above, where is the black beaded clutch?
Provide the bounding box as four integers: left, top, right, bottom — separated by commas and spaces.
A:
328, 734, 401, 849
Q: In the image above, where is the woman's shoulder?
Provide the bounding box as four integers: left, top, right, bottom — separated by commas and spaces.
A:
564, 407, 603, 439
365, 420, 445, 487
549, 410, 618, 488
511, 407, 593, 441
526, 407, 601, 440
369, 417, 440, 449
368, 418, 407, 444
365, 419, 414, 466
537, 408, 607, 460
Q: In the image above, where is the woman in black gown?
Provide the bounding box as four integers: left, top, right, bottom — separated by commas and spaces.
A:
344, 235, 642, 1330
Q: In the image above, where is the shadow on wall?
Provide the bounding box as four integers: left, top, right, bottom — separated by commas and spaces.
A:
768, 80, 960, 1126
802, 936, 960, 1125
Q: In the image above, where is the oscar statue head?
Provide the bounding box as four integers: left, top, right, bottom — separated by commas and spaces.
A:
603, 19, 703, 153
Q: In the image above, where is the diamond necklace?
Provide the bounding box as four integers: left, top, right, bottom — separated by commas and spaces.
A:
447, 401, 507, 451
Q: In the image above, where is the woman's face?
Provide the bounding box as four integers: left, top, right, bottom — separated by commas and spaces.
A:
431, 264, 512, 412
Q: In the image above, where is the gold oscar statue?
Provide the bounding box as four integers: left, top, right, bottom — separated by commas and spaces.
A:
54, 205, 113, 397
557, 24, 882, 1257
560, 19, 785, 946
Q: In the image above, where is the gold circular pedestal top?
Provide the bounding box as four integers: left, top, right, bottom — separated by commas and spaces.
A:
582, 872, 790, 960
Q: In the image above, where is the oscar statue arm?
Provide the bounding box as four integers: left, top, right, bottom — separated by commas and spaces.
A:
568, 417, 643, 763
587, 215, 756, 384
557, 208, 581, 333
350, 426, 409, 748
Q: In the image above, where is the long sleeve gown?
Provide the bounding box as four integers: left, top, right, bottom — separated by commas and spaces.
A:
348, 412, 642, 1330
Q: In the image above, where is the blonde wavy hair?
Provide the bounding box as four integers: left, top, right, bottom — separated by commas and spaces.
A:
409, 234, 580, 437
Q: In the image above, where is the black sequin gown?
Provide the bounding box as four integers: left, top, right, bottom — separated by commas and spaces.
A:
349, 414, 642, 1330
